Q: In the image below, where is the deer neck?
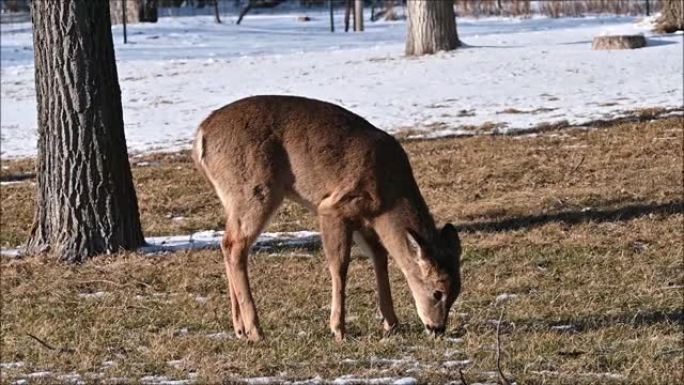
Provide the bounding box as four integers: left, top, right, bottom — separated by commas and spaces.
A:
371, 197, 436, 272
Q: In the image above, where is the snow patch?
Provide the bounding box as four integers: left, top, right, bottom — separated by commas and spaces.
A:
495, 293, 519, 303
78, 291, 109, 299
332, 376, 417, 385
443, 359, 472, 368
140, 375, 195, 385
205, 331, 231, 340
0, 362, 24, 369
141, 230, 321, 254
550, 324, 577, 332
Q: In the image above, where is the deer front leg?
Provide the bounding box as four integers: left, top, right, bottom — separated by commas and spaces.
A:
319, 214, 352, 342
371, 248, 399, 334
360, 231, 399, 334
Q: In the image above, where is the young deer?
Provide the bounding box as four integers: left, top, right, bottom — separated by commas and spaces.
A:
193, 95, 461, 341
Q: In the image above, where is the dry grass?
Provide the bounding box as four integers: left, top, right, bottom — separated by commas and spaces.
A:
1, 116, 682, 384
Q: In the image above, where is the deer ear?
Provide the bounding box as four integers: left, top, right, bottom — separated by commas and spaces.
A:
406, 228, 428, 262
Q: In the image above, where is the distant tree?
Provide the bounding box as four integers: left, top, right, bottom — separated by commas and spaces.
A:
109, 0, 158, 24
236, 0, 253, 24
354, 0, 364, 31
28, 1, 145, 262
236, 0, 284, 25
656, 0, 684, 33
405, 0, 460, 56
345, 0, 352, 31
213, 0, 222, 23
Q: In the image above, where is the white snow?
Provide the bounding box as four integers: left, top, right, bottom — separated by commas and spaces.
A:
0, 362, 24, 369
495, 293, 518, 303
245, 378, 284, 385
240, 376, 414, 385
0, 180, 32, 187
140, 375, 194, 385
78, 291, 109, 299
532, 370, 626, 381
332, 376, 417, 385
1, 14, 681, 159
26, 371, 52, 379
443, 359, 472, 368
205, 331, 231, 340
142, 230, 320, 254
550, 324, 577, 332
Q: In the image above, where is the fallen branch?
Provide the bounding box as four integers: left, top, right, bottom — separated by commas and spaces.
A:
496, 308, 512, 385
26, 332, 74, 354
568, 154, 585, 176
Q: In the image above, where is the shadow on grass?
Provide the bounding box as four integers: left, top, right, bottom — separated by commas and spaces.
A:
515, 309, 684, 332
0, 172, 35, 182
456, 200, 683, 234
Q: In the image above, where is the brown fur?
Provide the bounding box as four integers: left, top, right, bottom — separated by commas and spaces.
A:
193, 95, 461, 341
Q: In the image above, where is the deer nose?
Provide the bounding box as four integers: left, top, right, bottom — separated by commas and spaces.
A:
426, 324, 446, 336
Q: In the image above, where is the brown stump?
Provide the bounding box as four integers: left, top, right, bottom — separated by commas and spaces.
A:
592, 35, 647, 50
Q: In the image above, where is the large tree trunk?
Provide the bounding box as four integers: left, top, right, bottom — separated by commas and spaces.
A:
28, 0, 145, 263
405, 0, 460, 56
656, 0, 684, 33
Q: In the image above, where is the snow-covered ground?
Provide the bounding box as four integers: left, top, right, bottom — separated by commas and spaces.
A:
1, 12, 682, 158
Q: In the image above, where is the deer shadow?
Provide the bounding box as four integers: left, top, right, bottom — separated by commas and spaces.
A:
455, 200, 682, 234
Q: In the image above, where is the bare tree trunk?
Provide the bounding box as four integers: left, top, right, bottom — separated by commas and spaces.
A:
28, 0, 145, 263
354, 0, 364, 31
405, 0, 460, 56
214, 0, 222, 23
656, 0, 684, 33
237, 1, 253, 24
329, 0, 335, 32
344, 0, 351, 32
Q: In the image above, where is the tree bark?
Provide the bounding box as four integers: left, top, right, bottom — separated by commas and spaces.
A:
109, 0, 157, 24
28, 0, 145, 262
405, 0, 460, 56
656, 0, 684, 33
354, 0, 364, 31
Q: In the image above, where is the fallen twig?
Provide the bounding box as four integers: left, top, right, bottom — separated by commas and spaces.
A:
26, 332, 74, 354
568, 154, 585, 176
496, 308, 512, 385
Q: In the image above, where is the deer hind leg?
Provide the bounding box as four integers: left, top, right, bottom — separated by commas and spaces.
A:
221, 185, 284, 342
319, 214, 352, 342
220, 236, 245, 339
355, 230, 399, 334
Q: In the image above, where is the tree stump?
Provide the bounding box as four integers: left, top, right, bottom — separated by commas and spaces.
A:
592, 35, 647, 50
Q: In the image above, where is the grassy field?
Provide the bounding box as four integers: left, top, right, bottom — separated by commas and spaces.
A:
1, 116, 682, 384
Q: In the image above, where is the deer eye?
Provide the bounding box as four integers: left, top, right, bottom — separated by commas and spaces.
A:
433, 291, 444, 301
